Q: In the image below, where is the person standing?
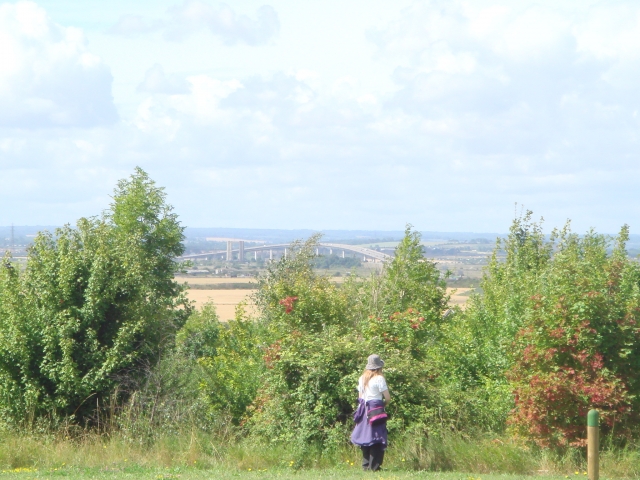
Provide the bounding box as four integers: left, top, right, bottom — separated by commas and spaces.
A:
351, 354, 390, 471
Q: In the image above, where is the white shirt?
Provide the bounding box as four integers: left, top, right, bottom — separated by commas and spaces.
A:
358, 375, 388, 401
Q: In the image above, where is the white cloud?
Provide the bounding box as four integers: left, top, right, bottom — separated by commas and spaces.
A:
4, 0, 640, 233
108, 1, 279, 45
132, 97, 181, 139
0, 1, 117, 128
165, 1, 279, 45
137, 64, 189, 94
107, 14, 158, 37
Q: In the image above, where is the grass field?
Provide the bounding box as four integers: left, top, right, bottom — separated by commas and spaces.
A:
0, 467, 573, 479
446, 288, 472, 307
2, 431, 633, 479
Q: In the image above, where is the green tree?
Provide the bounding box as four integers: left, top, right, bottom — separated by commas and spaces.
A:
0, 168, 191, 426
358, 225, 449, 321
197, 306, 265, 425
247, 229, 453, 449
507, 224, 640, 447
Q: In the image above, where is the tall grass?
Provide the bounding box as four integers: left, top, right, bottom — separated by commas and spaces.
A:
0, 398, 637, 479
1, 428, 637, 477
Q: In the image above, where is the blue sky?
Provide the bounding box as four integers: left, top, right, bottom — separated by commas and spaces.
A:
1, 0, 639, 233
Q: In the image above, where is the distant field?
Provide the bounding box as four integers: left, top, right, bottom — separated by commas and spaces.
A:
178, 276, 471, 319
446, 288, 472, 307
176, 277, 256, 285
186, 288, 257, 320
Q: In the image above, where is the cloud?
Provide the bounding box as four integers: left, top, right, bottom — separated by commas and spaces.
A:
108, 1, 279, 45
107, 14, 159, 37
366, 0, 640, 162
165, 1, 279, 44
0, 1, 117, 128
137, 64, 189, 94
4, 1, 640, 233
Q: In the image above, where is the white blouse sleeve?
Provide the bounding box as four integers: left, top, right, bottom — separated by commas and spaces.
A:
377, 376, 388, 392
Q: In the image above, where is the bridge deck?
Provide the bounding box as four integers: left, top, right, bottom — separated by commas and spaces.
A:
180, 242, 391, 261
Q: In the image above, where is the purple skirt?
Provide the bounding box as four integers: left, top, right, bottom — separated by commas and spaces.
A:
350, 398, 388, 447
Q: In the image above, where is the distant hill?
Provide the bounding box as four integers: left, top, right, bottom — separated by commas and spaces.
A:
183, 227, 506, 244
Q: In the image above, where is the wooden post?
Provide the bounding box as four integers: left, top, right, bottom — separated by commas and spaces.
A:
587, 409, 599, 480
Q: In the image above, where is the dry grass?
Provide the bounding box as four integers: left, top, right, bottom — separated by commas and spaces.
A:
185, 289, 257, 321
446, 288, 472, 308
175, 277, 257, 321
180, 278, 471, 320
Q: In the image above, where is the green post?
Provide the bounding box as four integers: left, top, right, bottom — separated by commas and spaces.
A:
587, 409, 599, 480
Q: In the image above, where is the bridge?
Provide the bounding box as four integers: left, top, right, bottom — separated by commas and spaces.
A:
180, 242, 392, 262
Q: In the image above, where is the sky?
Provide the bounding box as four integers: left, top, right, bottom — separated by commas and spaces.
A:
1, 0, 639, 233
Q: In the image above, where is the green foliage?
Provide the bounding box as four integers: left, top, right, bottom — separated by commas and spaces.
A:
363, 309, 444, 432
248, 236, 357, 448
356, 225, 449, 321
425, 212, 554, 436
255, 234, 353, 334
247, 228, 455, 449
197, 306, 265, 425
507, 223, 640, 448
0, 168, 191, 427
8, 171, 640, 459
176, 303, 220, 360
313, 254, 361, 269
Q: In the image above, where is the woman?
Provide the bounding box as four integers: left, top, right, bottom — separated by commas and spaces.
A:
351, 354, 390, 471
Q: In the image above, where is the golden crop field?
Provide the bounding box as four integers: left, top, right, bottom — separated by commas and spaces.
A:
178, 276, 472, 320
446, 287, 472, 307
186, 288, 257, 320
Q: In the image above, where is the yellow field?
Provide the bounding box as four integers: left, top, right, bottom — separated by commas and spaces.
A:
175, 276, 256, 286
186, 288, 257, 320
447, 287, 472, 307
180, 277, 472, 321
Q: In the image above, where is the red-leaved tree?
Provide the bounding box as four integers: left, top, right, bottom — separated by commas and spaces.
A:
507, 224, 640, 447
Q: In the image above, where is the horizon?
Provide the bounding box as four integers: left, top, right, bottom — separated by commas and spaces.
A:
3, 224, 640, 240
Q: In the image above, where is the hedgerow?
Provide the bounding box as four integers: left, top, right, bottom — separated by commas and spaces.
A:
3, 170, 640, 456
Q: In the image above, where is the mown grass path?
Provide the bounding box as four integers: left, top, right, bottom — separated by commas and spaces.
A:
0, 467, 573, 480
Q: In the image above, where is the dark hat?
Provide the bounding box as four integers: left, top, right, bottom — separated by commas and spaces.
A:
365, 354, 385, 370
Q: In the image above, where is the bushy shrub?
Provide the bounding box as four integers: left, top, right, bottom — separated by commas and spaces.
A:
197, 306, 265, 425
247, 236, 356, 448
176, 303, 220, 360
247, 228, 453, 449
507, 224, 640, 447
0, 168, 191, 427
